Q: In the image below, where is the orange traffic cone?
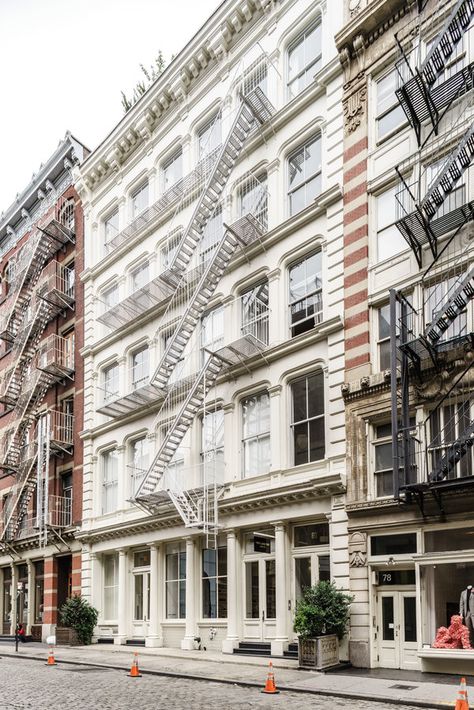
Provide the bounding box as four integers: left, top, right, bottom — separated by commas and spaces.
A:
45, 647, 57, 666
261, 661, 279, 694
127, 651, 142, 678
455, 677, 469, 710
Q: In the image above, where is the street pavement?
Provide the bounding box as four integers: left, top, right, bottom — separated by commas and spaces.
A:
0, 655, 433, 710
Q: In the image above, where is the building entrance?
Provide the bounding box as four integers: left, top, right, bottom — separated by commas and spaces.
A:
376, 590, 418, 670
243, 558, 276, 642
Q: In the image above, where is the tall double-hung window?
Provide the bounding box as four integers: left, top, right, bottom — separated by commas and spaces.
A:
291, 372, 325, 465
287, 21, 322, 99
288, 136, 321, 215
289, 251, 322, 337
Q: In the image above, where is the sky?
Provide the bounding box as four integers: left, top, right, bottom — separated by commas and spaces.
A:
0, 0, 220, 210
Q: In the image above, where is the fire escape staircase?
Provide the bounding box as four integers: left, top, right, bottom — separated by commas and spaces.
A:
396, 0, 474, 144
131, 87, 274, 527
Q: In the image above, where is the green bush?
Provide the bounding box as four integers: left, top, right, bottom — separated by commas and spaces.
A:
293, 580, 352, 640
59, 595, 99, 645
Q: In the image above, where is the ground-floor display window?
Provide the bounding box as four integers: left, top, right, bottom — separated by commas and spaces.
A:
103, 554, 118, 620
34, 561, 44, 624
293, 522, 330, 601
202, 546, 227, 619
2, 568, 11, 633
166, 542, 186, 619
421, 561, 474, 648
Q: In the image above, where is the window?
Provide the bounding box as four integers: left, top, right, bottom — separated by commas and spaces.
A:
161, 235, 180, 271
131, 182, 149, 219
428, 401, 473, 480
104, 209, 119, 251
375, 70, 405, 140
200, 206, 223, 261
198, 113, 222, 158
130, 262, 149, 292
377, 304, 391, 371
129, 437, 149, 495
371, 533, 417, 556
102, 363, 119, 402
62, 328, 75, 370
201, 410, 224, 465
165, 542, 186, 619
375, 185, 407, 261
425, 275, 467, 343
163, 150, 183, 192
202, 546, 227, 618
294, 523, 329, 547
102, 449, 119, 514
238, 175, 268, 229
287, 21, 322, 99
201, 306, 224, 361
102, 283, 119, 312
131, 347, 149, 390
426, 34, 466, 89
241, 282, 269, 344
373, 421, 416, 497
291, 372, 325, 465
288, 136, 321, 215
289, 251, 322, 337
103, 554, 119, 619
64, 262, 75, 298
242, 391, 270, 477
243, 62, 268, 98
426, 159, 466, 220
59, 200, 75, 232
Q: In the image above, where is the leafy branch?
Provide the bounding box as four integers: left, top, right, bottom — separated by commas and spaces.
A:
121, 51, 167, 113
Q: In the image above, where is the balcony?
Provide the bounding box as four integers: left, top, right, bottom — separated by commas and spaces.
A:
36, 260, 75, 314
8, 496, 73, 542
36, 334, 75, 381
104, 147, 221, 253
40, 409, 75, 455
38, 214, 75, 247
96, 369, 165, 418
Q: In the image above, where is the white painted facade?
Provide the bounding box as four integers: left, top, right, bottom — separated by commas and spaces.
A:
76, 0, 347, 654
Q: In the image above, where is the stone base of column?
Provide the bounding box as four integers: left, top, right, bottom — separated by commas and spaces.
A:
41, 624, 56, 643
222, 637, 239, 654
114, 635, 127, 645
271, 638, 288, 656
145, 635, 163, 648
180, 636, 196, 650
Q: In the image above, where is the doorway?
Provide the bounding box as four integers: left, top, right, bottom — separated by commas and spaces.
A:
132, 571, 150, 638
376, 590, 418, 669
243, 558, 276, 641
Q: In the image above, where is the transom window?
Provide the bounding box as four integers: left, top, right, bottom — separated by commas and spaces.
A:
375, 70, 405, 141
241, 282, 269, 345
198, 113, 221, 159
202, 546, 227, 619
289, 251, 323, 337
288, 135, 321, 215
162, 149, 183, 192
101, 449, 119, 514
291, 372, 325, 465
131, 182, 149, 219
165, 542, 186, 619
287, 21, 322, 99
242, 391, 271, 477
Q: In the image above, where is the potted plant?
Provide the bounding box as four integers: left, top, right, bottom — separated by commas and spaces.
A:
293, 580, 352, 669
57, 595, 99, 646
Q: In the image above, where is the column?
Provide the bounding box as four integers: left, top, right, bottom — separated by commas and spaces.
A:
10, 564, 17, 635
26, 560, 34, 635
116, 548, 128, 644
146, 543, 163, 647
181, 537, 196, 650
222, 529, 239, 653
271, 522, 289, 656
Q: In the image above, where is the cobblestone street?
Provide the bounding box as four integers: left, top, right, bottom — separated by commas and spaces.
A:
0, 657, 436, 710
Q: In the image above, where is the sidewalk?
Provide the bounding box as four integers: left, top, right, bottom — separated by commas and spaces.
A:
0, 640, 468, 709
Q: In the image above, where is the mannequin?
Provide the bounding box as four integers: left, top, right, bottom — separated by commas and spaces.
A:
459, 585, 474, 646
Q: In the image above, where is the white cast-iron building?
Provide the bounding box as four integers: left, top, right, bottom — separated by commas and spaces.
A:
76, 0, 347, 655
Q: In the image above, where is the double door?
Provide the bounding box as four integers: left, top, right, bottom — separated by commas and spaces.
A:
377, 591, 418, 670
243, 558, 276, 641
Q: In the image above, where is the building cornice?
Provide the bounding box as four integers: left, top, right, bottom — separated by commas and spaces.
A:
335, 0, 412, 58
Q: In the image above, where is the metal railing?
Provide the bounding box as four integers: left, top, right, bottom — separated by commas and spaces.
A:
36, 334, 75, 374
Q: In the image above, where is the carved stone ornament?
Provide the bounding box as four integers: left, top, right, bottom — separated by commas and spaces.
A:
349, 531, 367, 567
343, 85, 367, 135
349, 0, 362, 17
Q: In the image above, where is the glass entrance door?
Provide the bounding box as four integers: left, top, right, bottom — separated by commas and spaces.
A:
377, 591, 418, 669
244, 559, 276, 641
132, 572, 150, 638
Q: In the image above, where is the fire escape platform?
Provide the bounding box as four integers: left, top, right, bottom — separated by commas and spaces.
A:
97, 276, 174, 330
38, 216, 75, 247
97, 382, 166, 418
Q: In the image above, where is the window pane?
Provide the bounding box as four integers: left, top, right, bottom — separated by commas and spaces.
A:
292, 378, 307, 423
265, 559, 276, 619
309, 417, 325, 461
202, 549, 217, 577
218, 577, 228, 618
376, 471, 393, 497
375, 442, 392, 472
318, 555, 330, 581
377, 105, 405, 139
166, 553, 178, 581
295, 557, 311, 600
382, 596, 395, 641
378, 304, 391, 340
293, 422, 309, 465
166, 581, 179, 618
203, 576, 217, 618
295, 523, 329, 547
245, 561, 259, 618
404, 596, 417, 642
377, 187, 397, 231
307, 372, 324, 418
218, 546, 227, 576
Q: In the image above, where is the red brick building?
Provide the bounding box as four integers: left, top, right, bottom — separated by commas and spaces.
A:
0, 134, 87, 640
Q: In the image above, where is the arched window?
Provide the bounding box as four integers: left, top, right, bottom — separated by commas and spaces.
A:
59, 200, 75, 232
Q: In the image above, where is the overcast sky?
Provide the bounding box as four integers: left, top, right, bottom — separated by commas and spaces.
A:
0, 0, 219, 210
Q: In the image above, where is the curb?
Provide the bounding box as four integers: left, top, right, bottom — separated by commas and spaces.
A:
0, 651, 453, 709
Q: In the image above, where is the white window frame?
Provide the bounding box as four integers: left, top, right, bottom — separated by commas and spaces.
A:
241, 390, 271, 478
288, 135, 322, 216
290, 371, 325, 466
201, 306, 224, 362
103, 553, 119, 621
288, 251, 323, 337
198, 113, 221, 159
101, 448, 119, 514
374, 184, 408, 263
130, 262, 149, 293
130, 346, 149, 390
131, 181, 149, 219
102, 363, 119, 403
162, 149, 183, 192
104, 209, 119, 252
238, 174, 268, 229
101, 283, 119, 313
241, 281, 269, 345
165, 542, 186, 619
129, 436, 149, 496
374, 68, 406, 142
287, 20, 322, 100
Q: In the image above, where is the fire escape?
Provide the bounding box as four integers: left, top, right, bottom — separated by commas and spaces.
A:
0, 207, 75, 548
390, 0, 474, 516
124, 65, 274, 537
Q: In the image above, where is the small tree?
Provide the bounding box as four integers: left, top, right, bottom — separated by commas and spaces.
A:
293, 581, 352, 640
59, 595, 98, 645
121, 51, 167, 113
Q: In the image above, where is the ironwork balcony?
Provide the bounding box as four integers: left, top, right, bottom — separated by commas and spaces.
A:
96, 370, 165, 418
36, 260, 75, 313
36, 334, 75, 381
38, 213, 75, 247
8, 496, 73, 541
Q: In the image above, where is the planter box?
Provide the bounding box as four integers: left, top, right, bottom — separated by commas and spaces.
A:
298, 635, 339, 670
56, 627, 81, 646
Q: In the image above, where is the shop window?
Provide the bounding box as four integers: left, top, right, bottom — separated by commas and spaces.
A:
130, 262, 149, 293
202, 546, 227, 618
34, 561, 44, 624
288, 251, 323, 337
375, 69, 405, 141
2, 567, 12, 628
101, 449, 119, 514
198, 113, 221, 159
294, 522, 329, 547
425, 527, 474, 553
241, 282, 269, 345
288, 135, 321, 215
162, 149, 183, 192
104, 209, 119, 252
291, 371, 325, 465
421, 561, 474, 647
103, 554, 118, 619
165, 542, 186, 619
131, 181, 149, 219
375, 185, 407, 262
238, 174, 268, 229
370, 533, 417, 556
287, 21, 322, 99
242, 391, 270, 477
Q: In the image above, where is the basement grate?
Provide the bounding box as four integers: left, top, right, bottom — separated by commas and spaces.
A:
389, 684, 418, 690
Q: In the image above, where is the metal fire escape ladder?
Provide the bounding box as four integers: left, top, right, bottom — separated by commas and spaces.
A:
425, 267, 474, 343
0, 455, 38, 544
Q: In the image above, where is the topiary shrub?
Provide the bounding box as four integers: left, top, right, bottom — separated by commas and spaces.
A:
293, 580, 352, 640
59, 595, 99, 645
